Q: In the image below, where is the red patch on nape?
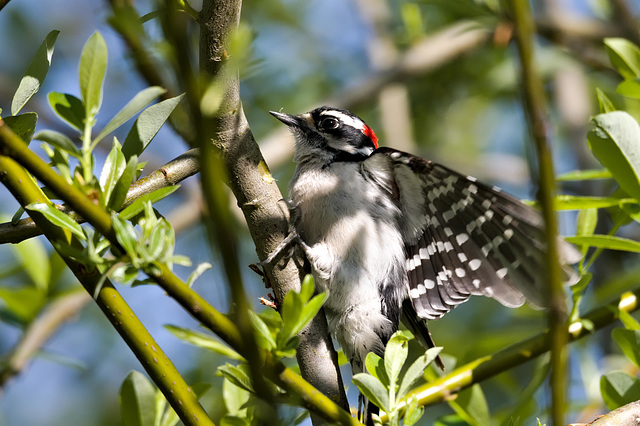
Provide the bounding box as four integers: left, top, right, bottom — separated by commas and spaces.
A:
362, 124, 379, 149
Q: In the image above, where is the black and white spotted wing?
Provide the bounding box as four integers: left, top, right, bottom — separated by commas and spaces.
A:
374, 148, 579, 321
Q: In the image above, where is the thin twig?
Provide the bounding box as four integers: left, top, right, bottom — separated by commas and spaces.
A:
0, 291, 91, 391
0, 148, 200, 244
510, 1, 566, 424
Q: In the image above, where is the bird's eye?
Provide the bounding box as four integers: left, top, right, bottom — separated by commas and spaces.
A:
321, 117, 339, 130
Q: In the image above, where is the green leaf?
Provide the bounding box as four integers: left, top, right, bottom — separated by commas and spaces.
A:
119, 185, 180, 220
596, 88, 616, 113
576, 208, 598, 238
299, 274, 315, 302
34, 130, 81, 158
79, 32, 108, 117
120, 371, 157, 426
165, 325, 244, 361
556, 168, 612, 181
554, 195, 630, 210
249, 310, 277, 351
110, 155, 138, 211
94, 86, 166, 145
612, 329, 640, 368
449, 384, 489, 426
588, 111, 640, 199
122, 94, 184, 160
3, 113, 38, 143
222, 377, 251, 414
617, 78, 640, 100
403, 395, 424, 426
618, 309, 640, 331
398, 347, 442, 400
186, 262, 212, 287
48, 92, 85, 130
384, 331, 410, 386
601, 371, 640, 410
288, 293, 327, 338
217, 364, 254, 394
280, 290, 303, 342
565, 235, 640, 253
365, 352, 390, 388
11, 30, 60, 115
0, 286, 46, 323
12, 237, 50, 291
100, 139, 127, 207
26, 202, 85, 240
112, 215, 138, 257
605, 38, 640, 80
352, 373, 391, 413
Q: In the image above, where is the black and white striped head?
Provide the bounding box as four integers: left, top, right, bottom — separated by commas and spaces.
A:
270, 106, 379, 163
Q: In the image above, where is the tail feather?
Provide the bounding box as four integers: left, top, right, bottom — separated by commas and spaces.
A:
401, 299, 445, 370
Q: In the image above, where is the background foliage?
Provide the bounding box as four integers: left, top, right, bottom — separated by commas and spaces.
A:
1, 0, 640, 425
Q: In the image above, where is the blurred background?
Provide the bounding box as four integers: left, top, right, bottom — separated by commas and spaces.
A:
1, 0, 640, 424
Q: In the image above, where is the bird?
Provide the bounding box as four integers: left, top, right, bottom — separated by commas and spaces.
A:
267, 106, 580, 423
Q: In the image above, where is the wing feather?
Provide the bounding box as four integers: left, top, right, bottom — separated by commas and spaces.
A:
372, 147, 579, 321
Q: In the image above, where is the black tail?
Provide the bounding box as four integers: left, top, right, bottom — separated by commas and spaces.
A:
401, 299, 445, 370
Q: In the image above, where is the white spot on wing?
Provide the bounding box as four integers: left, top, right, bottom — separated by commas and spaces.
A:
425, 279, 435, 289
469, 259, 482, 271
455, 268, 466, 277
456, 233, 469, 245
496, 268, 508, 279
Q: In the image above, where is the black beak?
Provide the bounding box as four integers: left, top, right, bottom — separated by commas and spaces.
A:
269, 111, 309, 129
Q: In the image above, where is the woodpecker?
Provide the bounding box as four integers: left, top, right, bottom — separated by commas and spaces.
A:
268, 106, 580, 421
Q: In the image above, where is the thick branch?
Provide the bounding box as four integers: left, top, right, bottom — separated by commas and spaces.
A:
198, 0, 349, 422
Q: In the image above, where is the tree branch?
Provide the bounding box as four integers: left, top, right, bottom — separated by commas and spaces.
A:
0, 148, 200, 244
198, 0, 349, 423
0, 291, 91, 390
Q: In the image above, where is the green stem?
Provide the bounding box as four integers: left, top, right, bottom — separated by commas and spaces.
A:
510, 1, 566, 423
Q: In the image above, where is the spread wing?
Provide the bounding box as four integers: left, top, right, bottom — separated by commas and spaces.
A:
371, 147, 580, 321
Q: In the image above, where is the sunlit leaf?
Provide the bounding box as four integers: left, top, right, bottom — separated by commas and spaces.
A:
94, 86, 166, 145
165, 325, 244, 361
34, 130, 81, 158
617, 78, 640, 100
249, 310, 276, 351
384, 331, 410, 386
556, 168, 612, 181
79, 32, 108, 117
352, 373, 390, 413
612, 329, 640, 368
365, 352, 389, 388
110, 155, 138, 211
122, 94, 184, 160
12, 30, 60, 115
566, 235, 640, 253
217, 364, 254, 394
601, 371, 640, 410
26, 202, 85, 240
3, 113, 38, 144
605, 38, 640, 80
588, 111, 640, 199
119, 185, 180, 220
12, 237, 50, 291
49, 92, 85, 131
120, 371, 157, 426
100, 139, 127, 207
398, 347, 442, 400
